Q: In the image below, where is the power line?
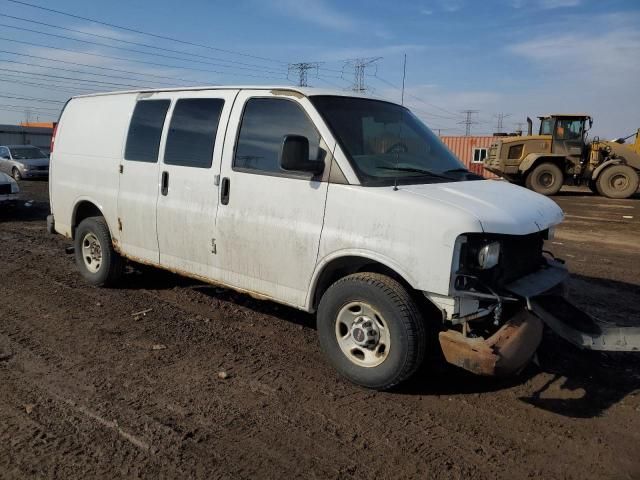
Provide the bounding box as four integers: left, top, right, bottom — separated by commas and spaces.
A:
371, 74, 460, 119
343, 57, 381, 92
458, 110, 479, 136
4, 0, 287, 65
288, 62, 320, 87
0, 36, 290, 82
0, 48, 197, 85
0, 102, 61, 112
0, 62, 158, 89
0, 93, 66, 104
0, 22, 289, 77
0, 13, 288, 71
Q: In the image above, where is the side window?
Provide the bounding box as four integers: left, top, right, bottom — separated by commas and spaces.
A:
124, 100, 170, 162
472, 147, 487, 163
235, 98, 321, 174
540, 119, 553, 135
0, 147, 8, 158
164, 98, 224, 168
555, 119, 582, 140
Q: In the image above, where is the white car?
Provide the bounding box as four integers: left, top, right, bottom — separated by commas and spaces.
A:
47, 86, 635, 390
0, 171, 20, 202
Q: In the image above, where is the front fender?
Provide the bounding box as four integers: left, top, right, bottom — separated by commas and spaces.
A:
305, 249, 419, 311
591, 158, 623, 180
519, 153, 565, 173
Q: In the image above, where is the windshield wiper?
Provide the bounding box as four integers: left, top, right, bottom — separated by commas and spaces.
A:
442, 168, 469, 174
378, 166, 455, 180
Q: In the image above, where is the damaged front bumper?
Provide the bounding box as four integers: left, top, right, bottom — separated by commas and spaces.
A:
438, 258, 640, 376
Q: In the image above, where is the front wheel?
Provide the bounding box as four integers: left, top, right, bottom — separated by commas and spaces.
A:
74, 216, 123, 286
12, 167, 22, 181
317, 273, 427, 390
596, 164, 639, 199
525, 162, 564, 196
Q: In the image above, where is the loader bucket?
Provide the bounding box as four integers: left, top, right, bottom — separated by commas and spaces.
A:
529, 295, 640, 352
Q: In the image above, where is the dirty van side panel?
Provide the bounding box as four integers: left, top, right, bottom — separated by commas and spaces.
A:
51, 94, 138, 238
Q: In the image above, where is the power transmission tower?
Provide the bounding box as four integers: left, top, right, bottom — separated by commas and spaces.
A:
493, 112, 511, 133
514, 121, 525, 133
288, 62, 321, 87
458, 110, 479, 136
343, 57, 382, 92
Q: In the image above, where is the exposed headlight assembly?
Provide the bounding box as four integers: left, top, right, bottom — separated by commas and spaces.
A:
477, 241, 500, 270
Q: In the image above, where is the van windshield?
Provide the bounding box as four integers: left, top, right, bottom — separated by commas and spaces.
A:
311, 96, 481, 186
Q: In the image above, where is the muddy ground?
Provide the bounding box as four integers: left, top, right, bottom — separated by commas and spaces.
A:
1, 181, 639, 479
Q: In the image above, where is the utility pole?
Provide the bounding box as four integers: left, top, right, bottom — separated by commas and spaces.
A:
24, 108, 32, 125
458, 110, 479, 136
514, 121, 525, 133
343, 57, 382, 92
287, 62, 321, 87
493, 112, 511, 133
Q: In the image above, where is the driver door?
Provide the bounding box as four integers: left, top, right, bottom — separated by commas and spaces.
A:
214, 90, 331, 308
553, 118, 585, 162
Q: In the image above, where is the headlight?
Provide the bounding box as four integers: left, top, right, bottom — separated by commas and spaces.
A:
477, 241, 500, 270
9, 178, 19, 193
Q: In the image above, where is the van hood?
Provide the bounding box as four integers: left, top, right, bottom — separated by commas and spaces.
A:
399, 180, 563, 235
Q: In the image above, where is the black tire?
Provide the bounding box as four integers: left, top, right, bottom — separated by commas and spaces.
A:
12, 167, 22, 181
525, 162, 564, 196
587, 180, 598, 194
317, 272, 427, 390
74, 216, 123, 286
596, 164, 639, 199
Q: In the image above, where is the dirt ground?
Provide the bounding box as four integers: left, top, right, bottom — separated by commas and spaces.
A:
1, 181, 639, 480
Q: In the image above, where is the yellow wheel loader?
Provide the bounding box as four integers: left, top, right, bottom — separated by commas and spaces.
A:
484, 115, 640, 198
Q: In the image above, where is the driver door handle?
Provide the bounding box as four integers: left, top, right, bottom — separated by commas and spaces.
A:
161, 171, 169, 196
220, 177, 230, 205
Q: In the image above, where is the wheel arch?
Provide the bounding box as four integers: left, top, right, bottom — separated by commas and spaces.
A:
519, 154, 566, 174
591, 158, 624, 180
306, 252, 422, 312
71, 198, 106, 239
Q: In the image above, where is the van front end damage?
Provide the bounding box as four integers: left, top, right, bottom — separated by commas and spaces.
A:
438, 254, 640, 376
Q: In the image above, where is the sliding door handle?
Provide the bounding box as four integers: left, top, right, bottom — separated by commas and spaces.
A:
161, 171, 169, 196
220, 177, 230, 205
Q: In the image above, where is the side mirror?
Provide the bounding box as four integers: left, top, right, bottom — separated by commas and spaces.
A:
280, 135, 324, 175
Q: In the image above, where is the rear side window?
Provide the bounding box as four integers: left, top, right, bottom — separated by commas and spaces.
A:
164, 98, 224, 168
234, 98, 320, 174
125, 100, 170, 162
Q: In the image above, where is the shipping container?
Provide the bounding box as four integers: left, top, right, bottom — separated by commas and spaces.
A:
440, 136, 499, 178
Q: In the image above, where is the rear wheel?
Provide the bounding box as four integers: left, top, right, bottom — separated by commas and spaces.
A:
317, 272, 427, 390
525, 162, 564, 196
11, 167, 21, 181
596, 164, 639, 199
74, 216, 123, 286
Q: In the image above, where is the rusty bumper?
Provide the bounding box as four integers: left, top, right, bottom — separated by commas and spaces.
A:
438, 309, 543, 376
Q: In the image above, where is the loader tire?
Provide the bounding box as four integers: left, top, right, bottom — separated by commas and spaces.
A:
596, 164, 639, 199
525, 162, 564, 196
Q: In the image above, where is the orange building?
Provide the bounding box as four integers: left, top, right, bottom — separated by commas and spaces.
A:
19, 121, 56, 129
440, 136, 499, 178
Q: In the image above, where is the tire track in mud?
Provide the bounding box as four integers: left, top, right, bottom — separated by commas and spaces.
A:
2, 189, 640, 479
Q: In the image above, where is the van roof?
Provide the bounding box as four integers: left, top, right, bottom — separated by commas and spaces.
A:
72, 85, 387, 101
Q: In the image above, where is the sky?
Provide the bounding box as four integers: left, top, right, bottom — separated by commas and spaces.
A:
0, 0, 638, 138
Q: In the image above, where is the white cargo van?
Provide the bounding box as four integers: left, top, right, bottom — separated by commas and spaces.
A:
48, 86, 637, 390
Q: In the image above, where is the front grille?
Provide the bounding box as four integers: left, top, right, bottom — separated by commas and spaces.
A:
34, 166, 48, 171
0, 184, 12, 194
495, 232, 544, 284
